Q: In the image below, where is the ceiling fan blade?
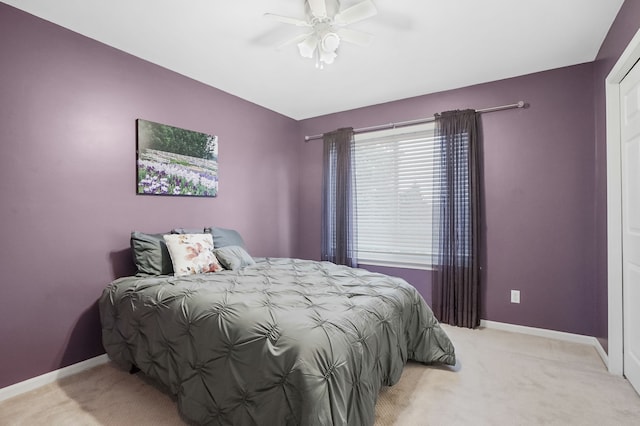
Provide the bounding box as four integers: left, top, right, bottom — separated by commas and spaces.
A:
264, 13, 310, 27
334, 0, 377, 26
308, 0, 327, 18
297, 35, 318, 58
277, 32, 313, 50
336, 28, 374, 46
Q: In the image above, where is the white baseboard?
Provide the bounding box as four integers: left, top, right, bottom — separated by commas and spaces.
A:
0, 353, 109, 403
480, 320, 609, 369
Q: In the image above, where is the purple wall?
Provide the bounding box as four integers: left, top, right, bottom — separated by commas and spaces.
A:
0, 4, 299, 388
298, 63, 599, 336
592, 0, 640, 352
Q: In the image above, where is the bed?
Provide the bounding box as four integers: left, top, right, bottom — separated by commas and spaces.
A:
99, 229, 456, 425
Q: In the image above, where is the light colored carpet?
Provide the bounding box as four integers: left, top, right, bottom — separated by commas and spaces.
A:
1, 325, 639, 425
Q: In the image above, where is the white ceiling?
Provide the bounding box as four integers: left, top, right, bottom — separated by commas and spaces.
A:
2, 0, 625, 120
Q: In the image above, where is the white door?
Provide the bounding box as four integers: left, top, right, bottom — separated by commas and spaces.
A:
621, 58, 640, 395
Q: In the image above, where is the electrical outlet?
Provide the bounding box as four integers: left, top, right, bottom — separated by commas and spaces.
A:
511, 290, 521, 304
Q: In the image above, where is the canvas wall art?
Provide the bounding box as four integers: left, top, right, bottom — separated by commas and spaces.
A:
136, 119, 218, 197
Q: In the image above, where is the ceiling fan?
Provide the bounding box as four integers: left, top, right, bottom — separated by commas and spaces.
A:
265, 0, 378, 69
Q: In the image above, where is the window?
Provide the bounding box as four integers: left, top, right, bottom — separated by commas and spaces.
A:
353, 122, 445, 269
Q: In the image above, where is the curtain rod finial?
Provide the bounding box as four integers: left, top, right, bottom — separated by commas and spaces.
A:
517, 101, 525, 108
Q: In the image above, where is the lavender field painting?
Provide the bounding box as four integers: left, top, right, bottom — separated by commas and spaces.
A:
136, 119, 218, 197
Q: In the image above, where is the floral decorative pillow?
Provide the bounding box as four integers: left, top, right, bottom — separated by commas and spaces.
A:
163, 233, 223, 276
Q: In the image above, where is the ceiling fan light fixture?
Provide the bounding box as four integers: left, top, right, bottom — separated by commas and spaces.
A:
297, 36, 317, 58
321, 32, 340, 52
320, 49, 337, 64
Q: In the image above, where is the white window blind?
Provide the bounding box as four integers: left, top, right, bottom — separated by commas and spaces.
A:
353, 122, 441, 268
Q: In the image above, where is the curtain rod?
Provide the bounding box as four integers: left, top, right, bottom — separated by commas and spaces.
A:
304, 100, 526, 142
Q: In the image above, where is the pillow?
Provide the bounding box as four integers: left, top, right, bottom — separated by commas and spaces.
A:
130, 231, 174, 275
163, 233, 223, 276
205, 227, 247, 249
171, 228, 205, 235
214, 245, 255, 270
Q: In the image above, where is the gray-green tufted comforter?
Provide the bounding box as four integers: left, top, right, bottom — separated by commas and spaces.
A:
99, 258, 456, 425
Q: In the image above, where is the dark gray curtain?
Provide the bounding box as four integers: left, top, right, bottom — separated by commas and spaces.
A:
432, 110, 480, 328
321, 127, 357, 267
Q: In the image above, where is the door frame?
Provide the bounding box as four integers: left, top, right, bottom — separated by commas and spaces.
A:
606, 28, 640, 376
